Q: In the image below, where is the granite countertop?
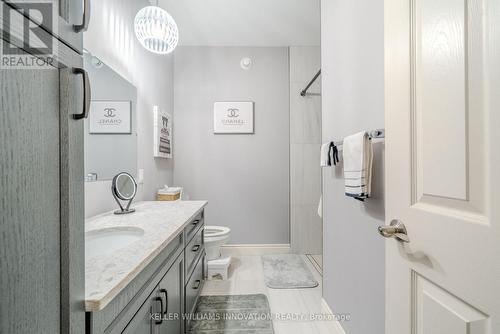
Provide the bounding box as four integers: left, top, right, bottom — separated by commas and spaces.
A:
85, 200, 207, 312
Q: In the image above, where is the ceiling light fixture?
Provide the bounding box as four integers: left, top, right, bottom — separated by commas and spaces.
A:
134, 2, 179, 55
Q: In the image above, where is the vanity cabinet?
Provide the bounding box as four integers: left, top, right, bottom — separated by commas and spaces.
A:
121, 292, 154, 334
155, 253, 183, 333
185, 225, 204, 278
122, 254, 183, 334
87, 209, 206, 334
185, 254, 205, 318
1, 3, 86, 334
184, 218, 206, 327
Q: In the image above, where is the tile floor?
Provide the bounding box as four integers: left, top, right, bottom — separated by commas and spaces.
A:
201, 255, 343, 334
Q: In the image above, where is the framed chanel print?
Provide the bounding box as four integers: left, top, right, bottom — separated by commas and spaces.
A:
213, 101, 254, 134
89, 101, 132, 134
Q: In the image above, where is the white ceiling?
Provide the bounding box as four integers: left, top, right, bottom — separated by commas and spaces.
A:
158, 0, 321, 47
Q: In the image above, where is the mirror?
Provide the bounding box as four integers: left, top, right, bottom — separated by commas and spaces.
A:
83, 50, 138, 182
115, 174, 136, 200
112, 172, 137, 214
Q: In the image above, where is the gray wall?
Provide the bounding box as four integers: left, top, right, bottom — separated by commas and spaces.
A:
83, 0, 174, 218
173, 46, 290, 245
289, 46, 322, 254
321, 1, 385, 333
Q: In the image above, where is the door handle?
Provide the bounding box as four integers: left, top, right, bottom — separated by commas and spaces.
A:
378, 219, 410, 243
74, 0, 91, 32
160, 289, 168, 315
193, 280, 201, 290
72, 68, 91, 120
192, 219, 200, 226
192, 245, 200, 252
153, 296, 163, 324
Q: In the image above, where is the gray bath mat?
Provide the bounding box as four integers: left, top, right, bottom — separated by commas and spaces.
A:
187, 294, 274, 334
262, 254, 319, 289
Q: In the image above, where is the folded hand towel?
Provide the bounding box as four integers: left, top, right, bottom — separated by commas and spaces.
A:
320, 142, 340, 167
343, 131, 373, 201
320, 143, 330, 167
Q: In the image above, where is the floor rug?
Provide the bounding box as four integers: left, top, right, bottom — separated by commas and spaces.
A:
261, 254, 319, 289
187, 294, 274, 334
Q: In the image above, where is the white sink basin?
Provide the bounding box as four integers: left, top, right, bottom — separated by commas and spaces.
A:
86, 227, 145, 259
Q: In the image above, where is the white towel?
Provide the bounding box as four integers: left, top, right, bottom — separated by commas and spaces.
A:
343, 131, 373, 200
320, 143, 330, 167
320, 142, 339, 167
317, 195, 322, 218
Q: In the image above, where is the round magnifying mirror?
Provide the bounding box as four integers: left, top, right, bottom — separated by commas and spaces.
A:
112, 172, 137, 214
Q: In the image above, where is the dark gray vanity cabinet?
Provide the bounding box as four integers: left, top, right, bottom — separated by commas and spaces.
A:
185, 254, 205, 319
121, 293, 154, 334
122, 254, 183, 334
87, 211, 206, 334
184, 218, 206, 324
0, 3, 87, 334
156, 255, 184, 333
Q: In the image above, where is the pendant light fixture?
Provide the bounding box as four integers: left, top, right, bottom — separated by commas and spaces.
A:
134, 1, 179, 55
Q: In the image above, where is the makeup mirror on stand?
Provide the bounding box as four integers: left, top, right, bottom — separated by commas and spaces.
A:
112, 172, 137, 214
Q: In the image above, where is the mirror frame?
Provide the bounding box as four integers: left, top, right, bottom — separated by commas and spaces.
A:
111, 172, 137, 215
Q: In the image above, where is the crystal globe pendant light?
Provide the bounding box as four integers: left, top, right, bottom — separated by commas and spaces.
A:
134, 2, 179, 55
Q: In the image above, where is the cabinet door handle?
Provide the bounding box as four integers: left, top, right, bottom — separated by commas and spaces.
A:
192, 280, 201, 290
160, 289, 168, 315
153, 296, 163, 324
74, 0, 91, 32
72, 68, 91, 120
191, 219, 200, 226
192, 245, 200, 252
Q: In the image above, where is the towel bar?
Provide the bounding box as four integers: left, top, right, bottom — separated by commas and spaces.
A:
334, 129, 385, 147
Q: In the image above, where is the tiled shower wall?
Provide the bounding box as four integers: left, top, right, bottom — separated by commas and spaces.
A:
290, 46, 322, 254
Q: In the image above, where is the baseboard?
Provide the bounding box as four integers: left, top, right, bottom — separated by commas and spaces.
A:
221, 244, 290, 256
321, 298, 347, 334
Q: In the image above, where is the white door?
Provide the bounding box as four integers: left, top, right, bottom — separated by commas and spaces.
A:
384, 0, 500, 333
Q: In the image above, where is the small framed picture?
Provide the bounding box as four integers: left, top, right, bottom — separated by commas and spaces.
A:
153, 106, 173, 159
214, 101, 254, 134
89, 101, 132, 134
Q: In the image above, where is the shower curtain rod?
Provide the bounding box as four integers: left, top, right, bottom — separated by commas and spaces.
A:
300, 69, 321, 96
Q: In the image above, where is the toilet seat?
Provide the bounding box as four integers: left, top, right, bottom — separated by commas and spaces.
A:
204, 226, 230, 238
204, 226, 231, 262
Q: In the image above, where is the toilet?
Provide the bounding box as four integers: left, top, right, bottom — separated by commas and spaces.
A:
204, 226, 231, 260
204, 226, 231, 280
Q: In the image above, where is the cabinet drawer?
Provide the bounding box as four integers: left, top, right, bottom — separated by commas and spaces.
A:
185, 211, 204, 243
185, 255, 204, 316
185, 226, 204, 278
